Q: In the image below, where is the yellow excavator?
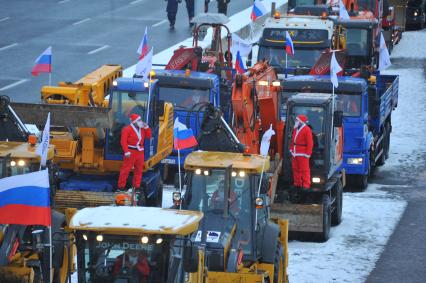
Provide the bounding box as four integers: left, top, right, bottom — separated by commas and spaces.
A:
0, 95, 71, 283
11, 66, 174, 208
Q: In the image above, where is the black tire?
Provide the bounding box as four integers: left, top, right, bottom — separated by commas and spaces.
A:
355, 172, 368, 191
273, 242, 284, 283
318, 195, 331, 242
331, 180, 343, 226
384, 123, 391, 160
376, 126, 387, 166
156, 179, 164, 207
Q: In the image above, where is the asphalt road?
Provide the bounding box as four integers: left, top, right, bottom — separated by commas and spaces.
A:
0, 0, 253, 102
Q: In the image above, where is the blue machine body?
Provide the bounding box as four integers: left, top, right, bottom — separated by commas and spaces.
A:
282, 74, 399, 178
155, 70, 221, 167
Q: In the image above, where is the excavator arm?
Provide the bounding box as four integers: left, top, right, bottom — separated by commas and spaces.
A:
0, 96, 31, 142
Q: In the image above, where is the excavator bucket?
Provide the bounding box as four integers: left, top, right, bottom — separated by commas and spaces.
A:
10, 102, 112, 128
270, 202, 324, 233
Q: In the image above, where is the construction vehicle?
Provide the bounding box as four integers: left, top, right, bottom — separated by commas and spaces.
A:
154, 70, 221, 180
179, 151, 289, 282
405, 0, 425, 29
0, 96, 71, 283
165, 13, 233, 81
252, 12, 336, 76
281, 72, 398, 190
68, 206, 203, 283
11, 67, 174, 207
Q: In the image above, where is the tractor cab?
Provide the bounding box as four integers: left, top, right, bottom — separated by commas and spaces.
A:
282, 93, 343, 190
70, 206, 203, 283
182, 152, 277, 269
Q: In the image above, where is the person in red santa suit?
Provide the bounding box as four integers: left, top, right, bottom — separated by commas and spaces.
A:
117, 114, 152, 196
290, 114, 313, 189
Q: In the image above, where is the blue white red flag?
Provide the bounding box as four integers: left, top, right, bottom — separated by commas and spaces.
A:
173, 117, 198, 150
235, 51, 246, 74
251, 1, 267, 21
0, 170, 51, 226
285, 31, 295, 56
137, 27, 149, 60
31, 46, 52, 76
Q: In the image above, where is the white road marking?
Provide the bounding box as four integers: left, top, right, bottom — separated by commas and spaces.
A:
87, 45, 109, 55
130, 0, 144, 5
152, 19, 168, 27
0, 17, 10, 22
72, 18, 91, 26
58, 0, 71, 4
0, 79, 28, 91
0, 43, 18, 52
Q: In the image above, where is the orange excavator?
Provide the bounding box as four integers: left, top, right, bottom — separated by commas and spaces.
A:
231, 61, 284, 159
165, 13, 233, 80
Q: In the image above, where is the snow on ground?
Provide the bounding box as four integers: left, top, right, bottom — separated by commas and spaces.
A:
287, 185, 406, 283
382, 67, 426, 168
390, 29, 426, 59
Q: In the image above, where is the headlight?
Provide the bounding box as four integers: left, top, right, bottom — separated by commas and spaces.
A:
347, 157, 363, 165
312, 177, 321, 184
203, 170, 209, 176
238, 171, 245, 177
143, 81, 149, 88
18, 160, 25, 166
10, 160, 16, 167
173, 192, 181, 202
414, 11, 418, 16
231, 171, 237, 177
141, 236, 149, 244
112, 80, 118, 86
96, 235, 103, 242
255, 197, 264, 208
156, 237, 163, 244
272, 80, 281, 87
195, 168, 201, 175
82, 234, 88, 241
258, 80, 269, 86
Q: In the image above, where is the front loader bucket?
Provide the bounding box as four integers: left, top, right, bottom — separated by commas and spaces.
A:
270, 202, 324, 233
10, 102, 112, 128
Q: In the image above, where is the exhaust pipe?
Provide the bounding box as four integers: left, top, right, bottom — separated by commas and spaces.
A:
271, 2, 276, 18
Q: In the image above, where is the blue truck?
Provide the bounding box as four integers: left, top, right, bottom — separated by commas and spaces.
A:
154, 70, 222, 179
282, 73, 399, 190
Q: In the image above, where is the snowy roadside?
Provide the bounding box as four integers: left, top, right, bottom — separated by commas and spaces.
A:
288, 185, 406, 283
288, 30, 426, 283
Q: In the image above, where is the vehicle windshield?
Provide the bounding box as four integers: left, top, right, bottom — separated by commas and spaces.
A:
345, 29, 369, 56
106, 90, 149, 157
158, 86, 210, 110
78, 234, 173, 283
185, 169, 253, 252
258, 46, 323, 70
336, 94, 362, 116
290, 106, 326, 166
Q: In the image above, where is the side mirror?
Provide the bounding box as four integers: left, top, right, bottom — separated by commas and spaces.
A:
155, 100, 165, 117
333, 110, 343, 127
183, 245, 199, 273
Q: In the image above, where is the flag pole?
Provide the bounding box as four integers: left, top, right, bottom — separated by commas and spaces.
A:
49, 224, 53, 283
177, 148, 182, 210
49, 72, 52, 86
255, 156, 267, 231
285, 52, 288, 78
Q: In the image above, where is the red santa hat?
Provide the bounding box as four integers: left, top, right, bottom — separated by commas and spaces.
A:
129, 113, 141, 123
296, 114, 308, 124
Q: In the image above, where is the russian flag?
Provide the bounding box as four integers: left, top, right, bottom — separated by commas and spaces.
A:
173, 117, 198, 150
235, 51, 246, 74
137, 27, 149, 60
285, 31, 295, 56
31, 46, 52, 76
251, 1, 267, 22
0, 170, 51, 226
